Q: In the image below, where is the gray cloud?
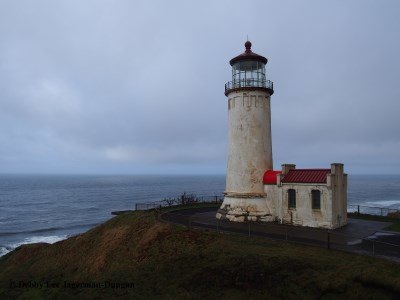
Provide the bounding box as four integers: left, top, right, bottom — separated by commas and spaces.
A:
0, 0, 399, 174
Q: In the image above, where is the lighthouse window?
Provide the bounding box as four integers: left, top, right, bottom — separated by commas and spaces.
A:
312, 190, 321, 210
232, 62, 266, 88
288, 189, 296, 209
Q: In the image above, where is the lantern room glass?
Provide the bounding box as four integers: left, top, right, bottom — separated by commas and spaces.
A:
232, 61, 266, 88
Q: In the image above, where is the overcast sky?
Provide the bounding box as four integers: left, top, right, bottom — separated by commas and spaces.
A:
0, 0, 399, 175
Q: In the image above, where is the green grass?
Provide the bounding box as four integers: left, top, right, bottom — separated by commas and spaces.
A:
386, 222, 400, 231
348, 212, 400, 232
1, 210, 399, 299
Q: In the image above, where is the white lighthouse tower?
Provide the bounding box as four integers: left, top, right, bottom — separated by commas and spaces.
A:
217, 41, 274, 222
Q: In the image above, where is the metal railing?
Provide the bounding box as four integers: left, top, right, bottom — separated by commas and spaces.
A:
225, 79, 273, 93
132, 194, 400, 260
136, 198, 400, 218
348, 204, 400, 217
135, 193, 223, 211
161, 211, 400, 261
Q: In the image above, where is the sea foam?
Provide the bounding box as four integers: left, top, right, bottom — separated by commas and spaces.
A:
0, 235, 67, 257
365, 200, 400, 207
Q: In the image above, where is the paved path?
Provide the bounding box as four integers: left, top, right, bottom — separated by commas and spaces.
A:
161, 207, 400, 261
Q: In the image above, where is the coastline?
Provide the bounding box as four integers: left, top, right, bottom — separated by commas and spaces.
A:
1, 208, 400, 298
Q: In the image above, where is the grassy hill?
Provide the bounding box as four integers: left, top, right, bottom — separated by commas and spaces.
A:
1, 209, 400, 299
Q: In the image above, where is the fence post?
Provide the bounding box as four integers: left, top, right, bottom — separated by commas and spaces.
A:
372, 240, 375, 255
215, 195, 218, 203
155, 207, 158, 219
135, 203, 137, 211
327, 231, 331, 249
248, 221, 251, 237
357, 205, 360, 215
217, 219, 219, 232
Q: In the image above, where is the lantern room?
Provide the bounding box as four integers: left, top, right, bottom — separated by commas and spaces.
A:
225, 41, 274, 96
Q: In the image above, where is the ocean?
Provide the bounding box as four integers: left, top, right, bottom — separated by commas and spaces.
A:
1, 174, 400, 257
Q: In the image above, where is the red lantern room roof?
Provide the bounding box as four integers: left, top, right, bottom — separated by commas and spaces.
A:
229, 41, 268, 66
263, 170, 282, 185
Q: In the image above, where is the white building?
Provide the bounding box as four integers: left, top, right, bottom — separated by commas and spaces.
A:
263, 163, 347, 229
216, 42, 347, 229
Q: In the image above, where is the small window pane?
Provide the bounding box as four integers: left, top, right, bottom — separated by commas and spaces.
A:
312, 190, 321, 210
288, 189, 296, 208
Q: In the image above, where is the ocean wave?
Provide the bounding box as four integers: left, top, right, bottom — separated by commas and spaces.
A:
23, 235, 68, 244
0, 222, 99, 237
0, 246, 13, 257
365, 200, 400, 207
0, 235, 67, 257
0, 227, 63, 236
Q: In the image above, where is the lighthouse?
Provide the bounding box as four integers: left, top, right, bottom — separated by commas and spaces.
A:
217, 41, 275, 222
216, 41, 348, 228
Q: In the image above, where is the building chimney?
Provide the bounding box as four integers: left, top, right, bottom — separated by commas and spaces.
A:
331, 163, 344, 175
281, 164, 296, 175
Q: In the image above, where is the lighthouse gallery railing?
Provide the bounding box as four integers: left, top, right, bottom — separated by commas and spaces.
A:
225, 79, 273, 93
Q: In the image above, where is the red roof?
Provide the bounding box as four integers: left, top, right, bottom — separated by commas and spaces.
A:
263, 170, 282, 184
229, 41, 268, 66
281, 169, 331, 184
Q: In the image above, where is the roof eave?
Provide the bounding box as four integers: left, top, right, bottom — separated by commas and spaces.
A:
229, 55, 268, 66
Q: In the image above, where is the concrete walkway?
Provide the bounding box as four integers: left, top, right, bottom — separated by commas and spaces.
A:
161, 207, 400, 261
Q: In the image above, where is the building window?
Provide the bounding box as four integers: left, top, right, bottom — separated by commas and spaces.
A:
288, 189, 296, 209
312, 190, 321, 210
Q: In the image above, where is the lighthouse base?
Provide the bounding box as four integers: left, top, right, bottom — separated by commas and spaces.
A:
216, 196, 276, 222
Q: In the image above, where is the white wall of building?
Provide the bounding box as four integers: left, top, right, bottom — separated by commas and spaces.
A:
278, 184, 333, 228
264, 163, 348, 229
